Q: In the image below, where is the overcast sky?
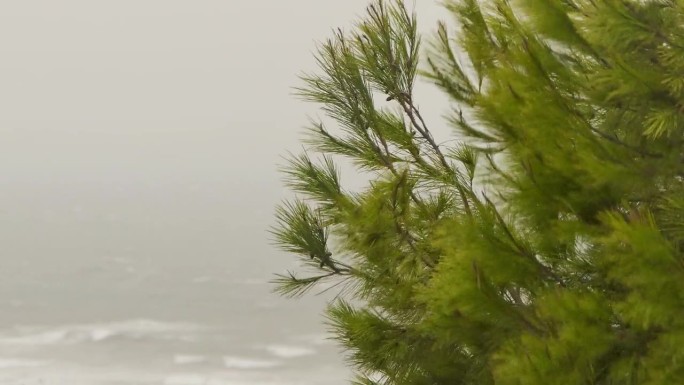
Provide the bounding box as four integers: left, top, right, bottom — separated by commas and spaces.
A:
0, 1, 449, 274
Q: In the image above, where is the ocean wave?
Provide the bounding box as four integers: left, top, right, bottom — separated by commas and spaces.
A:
0, 362, 308, 385
264, 344, 316, 359
0, 358, 50, 369
163, 374, 292, 385
222, 356, 281, 369
0, 319, 205, 346
173, 354, 207, 365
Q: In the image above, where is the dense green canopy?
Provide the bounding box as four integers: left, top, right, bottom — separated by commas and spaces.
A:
271, 1, 684, 383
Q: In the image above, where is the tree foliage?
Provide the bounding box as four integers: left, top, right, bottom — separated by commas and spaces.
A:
271, 0, 684, 383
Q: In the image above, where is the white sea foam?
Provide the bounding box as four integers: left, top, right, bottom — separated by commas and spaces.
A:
0, 319, 205, 346
0, 329, 71, 345
90, 328, 115, 342
264, 344, 316, 358
0, 366, 251, 385
223, 356, 281, 369
163, 375, 287, 385
173, 354, 207, 365
0, 358, 49, 369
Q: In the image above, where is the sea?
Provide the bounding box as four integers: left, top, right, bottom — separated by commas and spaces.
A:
0, 176, 349, 384
0, 254, 348, 384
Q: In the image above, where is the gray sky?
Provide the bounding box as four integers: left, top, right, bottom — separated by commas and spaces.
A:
0, 1, 447, 276
0, 4, 457, 383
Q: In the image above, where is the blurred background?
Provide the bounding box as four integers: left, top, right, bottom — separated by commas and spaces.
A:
0, 1, 445, 384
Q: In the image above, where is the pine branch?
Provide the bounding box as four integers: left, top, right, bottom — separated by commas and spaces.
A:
272, 271, 339, 298
396, 94, 473, 217
482, 194, 566, 288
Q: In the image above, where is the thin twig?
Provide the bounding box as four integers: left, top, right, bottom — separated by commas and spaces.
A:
398, 96, 473, 217
483, 194, 566, 287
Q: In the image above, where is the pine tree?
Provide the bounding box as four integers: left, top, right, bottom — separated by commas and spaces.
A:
271, 0, 684, 383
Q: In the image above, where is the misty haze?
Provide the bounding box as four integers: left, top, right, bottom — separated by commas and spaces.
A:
0, 1, 445, 383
